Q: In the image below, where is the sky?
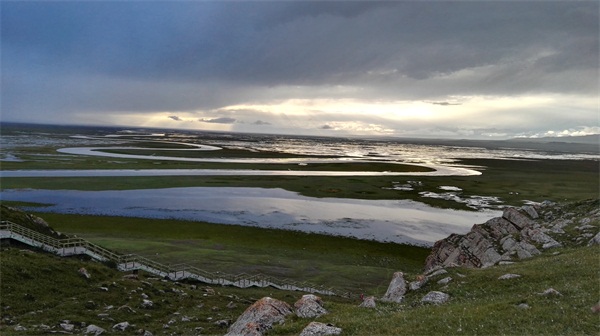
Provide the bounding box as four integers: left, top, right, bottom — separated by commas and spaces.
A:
2, 1, 598, 139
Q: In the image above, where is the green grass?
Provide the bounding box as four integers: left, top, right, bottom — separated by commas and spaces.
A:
12, 211, 429, 293
270, 246, 600, 335
2, 243, 597, 335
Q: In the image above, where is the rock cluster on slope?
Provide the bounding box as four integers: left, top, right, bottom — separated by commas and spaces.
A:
225, 297, 294, 336
424, 200, 599, 272
227, 296, 341, 336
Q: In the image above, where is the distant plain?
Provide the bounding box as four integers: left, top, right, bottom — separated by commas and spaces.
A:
1, 123, 598, 292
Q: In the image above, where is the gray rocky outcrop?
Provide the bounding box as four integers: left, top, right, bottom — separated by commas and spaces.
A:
294, 294, 328, 318
381, 272, 407, 303
423, 201, 599, 272
226, 297, 293, 336
299, 322, 342, 336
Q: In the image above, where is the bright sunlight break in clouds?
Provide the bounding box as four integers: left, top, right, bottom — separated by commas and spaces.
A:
2, 1, 598, 139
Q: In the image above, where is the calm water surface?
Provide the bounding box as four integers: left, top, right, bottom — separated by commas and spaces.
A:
1, 187, 500, 246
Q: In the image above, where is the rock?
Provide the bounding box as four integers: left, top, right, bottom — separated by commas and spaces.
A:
517, 303, 531, 309
421, 291, 450, 305
515, 241, 541, 259
13, 325, 27, 331
84, 324, 106, 335
142, 330, 153, 336
112, 321, 130, 331
299, 322, 342, 336
227, 301, 238, 309
521, 228, 562, 249
60, 323, 75, 331
123, 274, 138, 280
141, 299, 153, 309
437, 277, 452, 285
576, 224, 595, 231
538, 288, 562, 296
359, 296, 376, 308
425, 216, 517, 271
498, 273, 521, 280
215, 319, 231, 328
592, 302, 600, 313
550, 220, 571, 233
423, 203, 577, 271
587, 232, 600, 246
226, 297, 293, 336
522, 205, 539, 219
79, 267, 91, 279
503, 207, 533, 229
409, 275, 428, 291
381, 272, 407, 303
294, 294, 328, 318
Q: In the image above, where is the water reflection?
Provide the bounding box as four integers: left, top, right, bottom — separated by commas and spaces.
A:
1, 187, 501, 246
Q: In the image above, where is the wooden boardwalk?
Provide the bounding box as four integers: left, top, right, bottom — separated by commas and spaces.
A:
0, 221, 347, 297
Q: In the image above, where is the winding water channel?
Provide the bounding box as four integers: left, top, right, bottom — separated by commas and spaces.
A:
2, 132, 563, 244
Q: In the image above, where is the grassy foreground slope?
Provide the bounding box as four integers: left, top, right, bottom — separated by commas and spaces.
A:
2, 239, 598, 335
1, 203, 599, 335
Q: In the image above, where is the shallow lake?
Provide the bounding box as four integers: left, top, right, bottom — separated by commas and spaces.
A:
1, 187, 500, 246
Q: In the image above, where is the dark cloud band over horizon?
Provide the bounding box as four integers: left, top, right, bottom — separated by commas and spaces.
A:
1, 1, 598, 139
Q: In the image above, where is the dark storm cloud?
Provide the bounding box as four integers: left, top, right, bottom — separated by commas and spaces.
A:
199, 117, 237, 124
168, 116, 182, 121
253, 120, 271, 126
320, 125, 334, 130
4, 2, 597, 85
1, 1, 598, 137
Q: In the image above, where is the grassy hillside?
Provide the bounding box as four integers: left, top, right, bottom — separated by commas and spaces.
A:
2, 242, 597, 335
1, 204, 599, 335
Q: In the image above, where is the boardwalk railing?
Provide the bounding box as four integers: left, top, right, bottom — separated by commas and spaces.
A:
0, 221, 350, 297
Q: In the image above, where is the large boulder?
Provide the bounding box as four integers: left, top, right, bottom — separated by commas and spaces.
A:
381, 272, 407, 303
299, 322, 342, 336
226, 297, 293, 336
294, 294, 328, 318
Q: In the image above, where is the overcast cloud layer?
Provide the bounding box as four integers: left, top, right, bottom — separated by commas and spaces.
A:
2, 1, 598, 139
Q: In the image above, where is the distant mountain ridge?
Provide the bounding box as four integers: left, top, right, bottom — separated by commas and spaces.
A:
509, 134, 599, 145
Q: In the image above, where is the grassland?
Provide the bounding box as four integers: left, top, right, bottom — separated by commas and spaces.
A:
2, 210, 429, 294
2, 241, 597, 335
